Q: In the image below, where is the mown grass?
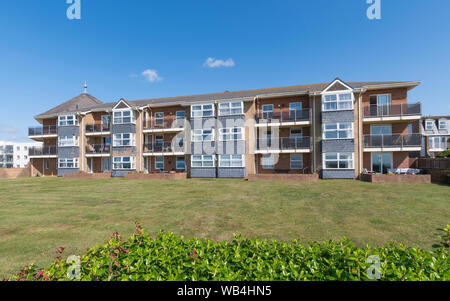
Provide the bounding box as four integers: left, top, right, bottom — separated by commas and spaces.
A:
0, 177, 448, 278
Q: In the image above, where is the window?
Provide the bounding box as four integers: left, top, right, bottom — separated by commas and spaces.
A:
191, 155, 215, 167
429, 137, 447, 150
24, 146, 28, 151
425, 120, 434, 131
439, 120, 447, 130
176, 111, 186, 119
155, 135, 164, 146
45, 159, 49, 170
58, 136, 79, 147
113, 110, 134, 124
219, 155, 244, 167
58, 115, 78, 126
58, 158, 79, 169
371, 124, 392, 135
322, 93, 353, 111
262, 104, 274, 119
219, 127, 244, 141
113, 156, 135, 169
290, 128, 302, 139
408, 123, 413, 135
113, 133, 135, 147
155, 112, 164, 126
176, 157, 186, 170
323, 123, 353, 139
218, 101, 243, 116
261, 154, 274, 169
155, 156, 164, 170
192, 129, 214, 142
290, 154, 303, 169
191, 104, 214, 118
17, 146, 20, 151
323, 153, 354, 169
24, 155, 27, 160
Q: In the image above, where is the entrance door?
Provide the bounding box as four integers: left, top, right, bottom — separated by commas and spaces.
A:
376, 94, 391, 116
144, 157, 150, 173
371, 153, 392, 174
87, 158, 93, 173
102, 157, 111, 172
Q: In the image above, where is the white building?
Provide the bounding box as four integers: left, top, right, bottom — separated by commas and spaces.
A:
0, 141, 42, 168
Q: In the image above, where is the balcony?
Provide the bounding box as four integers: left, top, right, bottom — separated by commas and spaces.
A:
363, 134, 422, 151
85, 123, 111, 136
363, 103, 421, 122
255, 109, 311, 127
143, 118, 185, 133
86, 144, 111, 157
28, 126, 57, 140
143, 142, 186, 155
28, 146, 57, 158
255, 137, 312, 153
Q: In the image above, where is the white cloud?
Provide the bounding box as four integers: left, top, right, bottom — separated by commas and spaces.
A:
141, 69, 162, 82
203, 57, 235, 68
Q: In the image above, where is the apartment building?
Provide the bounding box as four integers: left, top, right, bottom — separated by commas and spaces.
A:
0, 141, 42, 168
27, 78, 423, 178
421, 116, 449, 157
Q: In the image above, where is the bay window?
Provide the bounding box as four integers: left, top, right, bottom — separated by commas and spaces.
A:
322, 93, 353, 111
323, 153, 354, 169
219, 127, 244, 141
323, 122, 354, 139
191, 104, 214, 118
58, 158, 79, 169
429, 137, 447, 150
113, 110, 134, 124
192, 129, 214, 142
113, 156, 135, 169
191, 155, 215, 167
218, 101, 243, 116
113, 133, 135, 147
219, 155, 244, 167
58, 115, 78, 126
58, 136, 79, 147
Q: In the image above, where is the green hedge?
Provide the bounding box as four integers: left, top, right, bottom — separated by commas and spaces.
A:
8, 225, 449, 281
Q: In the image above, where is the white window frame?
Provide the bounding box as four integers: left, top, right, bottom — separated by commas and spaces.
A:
154, 112, 164, 126
113, 133, 135, 147
58, 136, 79, 147
323, 122, 354, 140
112, 156, 135, 170
218, 154, 245, 168
176, 157, 186, 170
191, 103, 214, 118
219, 127, 244, 141
155, 156, 164, 170
425, 120, 434, 131
191, 129, 215, 142
322, 92, 354, 112
176, 111, 186, 119
191, 155, 215, 167
58, 158, 79, 169
261, 154, 274, 169
262, 104, 274, 119
218, 101, 244, 116
290, 154, 303, 169
113, 109, 135, 124
323, 153, 354, 170
429, 137, 447, 151
58, 115, 78, 126
439, 120, 447, 130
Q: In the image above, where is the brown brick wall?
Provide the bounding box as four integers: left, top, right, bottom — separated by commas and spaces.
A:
362, 151, 415, 171
0, 167, 31, 179
247, 173, 318, 182
145, 155, 186, 173
256, 153, 312, 174
256, 95, 310, 116
361, 173, 431, 183
361, 88, 408, 107
30, 158, 57, 176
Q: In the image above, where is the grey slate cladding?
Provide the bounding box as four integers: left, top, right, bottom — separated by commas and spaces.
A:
112, 169, 136, 177
112, 146, 137, 154
58, 125, 79, 137
111, 124, 136, 134
216, 141, 246, 155
58, 146, 80, 158
322, 169, 355, 179
190, 168, 216, 178
190, 142, 215, 155
322, 111, 354, 123
322, 139, 354, 153
217, 168, 246, 178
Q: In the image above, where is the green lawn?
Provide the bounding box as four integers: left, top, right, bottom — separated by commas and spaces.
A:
0, 177, 449, 278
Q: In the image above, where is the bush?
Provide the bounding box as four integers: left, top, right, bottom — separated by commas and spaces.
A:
437, 150, 450, 158
7, 224, 449, 281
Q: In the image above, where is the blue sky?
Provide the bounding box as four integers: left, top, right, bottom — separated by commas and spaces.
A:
0, 0, 449, 141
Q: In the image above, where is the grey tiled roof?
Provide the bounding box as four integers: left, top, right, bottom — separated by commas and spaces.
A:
35, 80, 420, 119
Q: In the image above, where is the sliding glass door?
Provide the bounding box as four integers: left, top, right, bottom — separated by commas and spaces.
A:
371, 153, 392, 174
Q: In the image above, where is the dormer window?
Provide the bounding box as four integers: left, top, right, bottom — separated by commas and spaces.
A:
322, 93, 354, 111
425, 120, 434, 131
58, 115, 78, 126
439, 120, 447, 130
113, 110, 135, 124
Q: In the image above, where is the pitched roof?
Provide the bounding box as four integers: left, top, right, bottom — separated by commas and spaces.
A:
35, 80, 421, 119
35, 93, 102, 120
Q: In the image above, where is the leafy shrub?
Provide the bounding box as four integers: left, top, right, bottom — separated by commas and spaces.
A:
7, 224, 449, 281
437, 150, 450, 158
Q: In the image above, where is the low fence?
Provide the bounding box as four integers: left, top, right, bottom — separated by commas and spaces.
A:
247, 173, 319, 182
62, 172, 112, 179
124, 172, 187, 180
0, 167, 31, 179
361, 174, 431, 184
413, 158, 450, 183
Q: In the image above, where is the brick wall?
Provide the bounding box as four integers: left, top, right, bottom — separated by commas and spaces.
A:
0, 167, 31, 179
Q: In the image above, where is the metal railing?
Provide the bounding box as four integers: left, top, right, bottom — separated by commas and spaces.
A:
255, 109, 311, 124
85, 123, 111, 133
256, 137, 311, 151
363, 102, 421, 118
143, 141, 185, 153
28, 125, 57, 136
28, 146, 57, 156
86, 144, 111, 154
143, 118, 185, 130
363, 134, 422, 148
